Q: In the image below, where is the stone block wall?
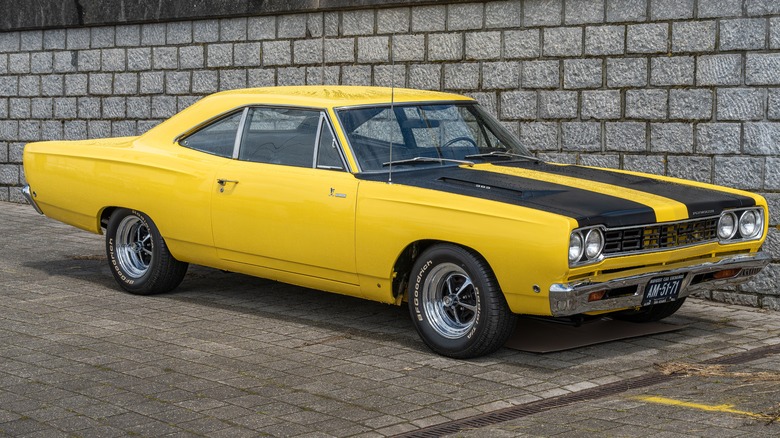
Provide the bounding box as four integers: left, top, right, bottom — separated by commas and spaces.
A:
0, 0, 778, 308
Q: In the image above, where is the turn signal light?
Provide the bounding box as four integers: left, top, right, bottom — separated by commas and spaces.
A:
713, 269, 740, 279
588, 290, 606, 302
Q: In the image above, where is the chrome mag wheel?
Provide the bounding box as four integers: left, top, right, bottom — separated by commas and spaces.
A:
115, 214, 153, 278
421, 262, 478, 339
106, 208, 188, 295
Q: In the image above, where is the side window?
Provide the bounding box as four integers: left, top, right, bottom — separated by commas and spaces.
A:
238, 107, 320, 168
316, 120, 344, 170
179, 111, 243, 158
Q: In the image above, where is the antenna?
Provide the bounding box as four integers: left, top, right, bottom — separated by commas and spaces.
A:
388, 34, 395, 184
321, 13, 325, 85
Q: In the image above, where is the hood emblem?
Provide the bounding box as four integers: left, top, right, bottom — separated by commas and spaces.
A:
691, 209, 716, 217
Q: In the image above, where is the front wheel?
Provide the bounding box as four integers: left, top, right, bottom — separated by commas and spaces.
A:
408, 244, 517, 359
106, 208, 188, 295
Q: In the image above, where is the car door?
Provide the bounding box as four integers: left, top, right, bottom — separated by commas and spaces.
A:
211, 107, 359, 285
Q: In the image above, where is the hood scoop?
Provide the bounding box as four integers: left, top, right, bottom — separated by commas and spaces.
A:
438, 176, 564, 199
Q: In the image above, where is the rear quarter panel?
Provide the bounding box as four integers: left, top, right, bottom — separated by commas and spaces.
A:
23, 137, 222, 265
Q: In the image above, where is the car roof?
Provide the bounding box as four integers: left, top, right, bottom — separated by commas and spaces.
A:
140, 86, 475, 145
211, 85, 474, 107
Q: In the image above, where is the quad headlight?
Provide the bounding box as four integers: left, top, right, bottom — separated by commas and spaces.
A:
718, 208, 764, 243
568, 232, 583, 264
737, 208, 763, 240
717, 211, 737, 240
569, 227, 605, 266
584, 228, 604, 260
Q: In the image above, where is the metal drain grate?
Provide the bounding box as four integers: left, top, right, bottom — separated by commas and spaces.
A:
393, 343, 780, 438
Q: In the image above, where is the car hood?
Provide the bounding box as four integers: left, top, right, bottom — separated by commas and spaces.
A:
356, 162, 756, 228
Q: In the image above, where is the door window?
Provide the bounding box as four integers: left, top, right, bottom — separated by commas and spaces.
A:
179, 110, 243, 158
238, 108, 320, 167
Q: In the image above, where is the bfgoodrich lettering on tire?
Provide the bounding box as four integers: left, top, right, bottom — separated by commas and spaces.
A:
106, 208, 188, 295
408, 244, 517, 358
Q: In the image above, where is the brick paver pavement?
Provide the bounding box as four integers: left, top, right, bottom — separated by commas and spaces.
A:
1, 201, 778, 437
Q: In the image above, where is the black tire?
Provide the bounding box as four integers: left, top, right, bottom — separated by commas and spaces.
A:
612, 297, 687, 323
408, 244, 517, 359
106, 208, 188, 295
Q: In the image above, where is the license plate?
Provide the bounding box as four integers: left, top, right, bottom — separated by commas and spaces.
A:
642, 274, 685, 306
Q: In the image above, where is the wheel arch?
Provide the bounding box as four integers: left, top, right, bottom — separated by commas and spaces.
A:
391, 239, 495, 301
99, 206, 122, 232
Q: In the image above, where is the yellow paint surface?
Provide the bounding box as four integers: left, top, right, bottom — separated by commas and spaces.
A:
634, 395, 771, 420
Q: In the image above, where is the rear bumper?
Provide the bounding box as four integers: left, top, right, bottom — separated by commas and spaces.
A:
22, 185, 44, 215
549, 251, 771, 317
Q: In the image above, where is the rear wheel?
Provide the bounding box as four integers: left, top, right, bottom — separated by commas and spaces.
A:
612, 298, 686, 323
408, 244, 517, 358
106, 208, 188, 295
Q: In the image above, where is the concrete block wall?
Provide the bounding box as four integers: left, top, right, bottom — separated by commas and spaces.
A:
0, 0, 778, 308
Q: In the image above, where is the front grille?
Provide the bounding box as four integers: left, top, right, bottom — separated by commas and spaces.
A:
603, 217, 719, 256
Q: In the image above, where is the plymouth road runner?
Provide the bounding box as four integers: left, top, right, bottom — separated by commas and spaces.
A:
23, 86, 770, 358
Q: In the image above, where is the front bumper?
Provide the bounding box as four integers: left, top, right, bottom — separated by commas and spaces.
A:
22, 185, 44, 215
549, 251, 771, 317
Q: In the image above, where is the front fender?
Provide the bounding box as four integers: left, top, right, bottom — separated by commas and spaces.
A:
355, 180, 573, 314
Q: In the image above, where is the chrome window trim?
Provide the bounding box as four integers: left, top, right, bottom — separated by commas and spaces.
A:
333, 99, 475, 112
232, 105, 350, 171
236, 105, 320, 168
312, 113, 325, 169
176, 103, 351, 171
232, 107, 250, 160
176, 103, 331, 145
174, 106, 247, 145
313, 112, 349, 171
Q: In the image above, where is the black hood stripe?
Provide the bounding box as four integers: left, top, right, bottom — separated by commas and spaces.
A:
497, 162, 756, 218
357, 167, 657, 227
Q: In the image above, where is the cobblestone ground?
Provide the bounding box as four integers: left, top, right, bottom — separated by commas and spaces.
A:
449, 357, 780, 437
1, 201, 778, 437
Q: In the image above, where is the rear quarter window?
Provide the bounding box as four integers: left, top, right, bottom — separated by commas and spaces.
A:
179, 111, 243, 158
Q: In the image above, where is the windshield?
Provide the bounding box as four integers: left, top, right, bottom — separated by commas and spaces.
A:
336, 103, 534, 172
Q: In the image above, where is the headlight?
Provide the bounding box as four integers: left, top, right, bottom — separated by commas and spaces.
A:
569, 231, 583, 264
719, 208, 764, 242
739, 209, 763, 239
584, 229, 604, 260
718, 212, 737, 240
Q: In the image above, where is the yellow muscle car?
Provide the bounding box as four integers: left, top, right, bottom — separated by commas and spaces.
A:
23, 86, 770, 358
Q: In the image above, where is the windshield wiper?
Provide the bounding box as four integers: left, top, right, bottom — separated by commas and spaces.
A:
382, 157, 475, 167
465, 151, 542, 162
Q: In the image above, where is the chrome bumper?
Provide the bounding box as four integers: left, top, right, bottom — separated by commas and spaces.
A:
549, 251, 771, 317
22, 185, 44, 215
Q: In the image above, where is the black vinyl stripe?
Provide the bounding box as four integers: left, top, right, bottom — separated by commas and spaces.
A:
357, 167, 657, 227
497, 162, 756, 218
